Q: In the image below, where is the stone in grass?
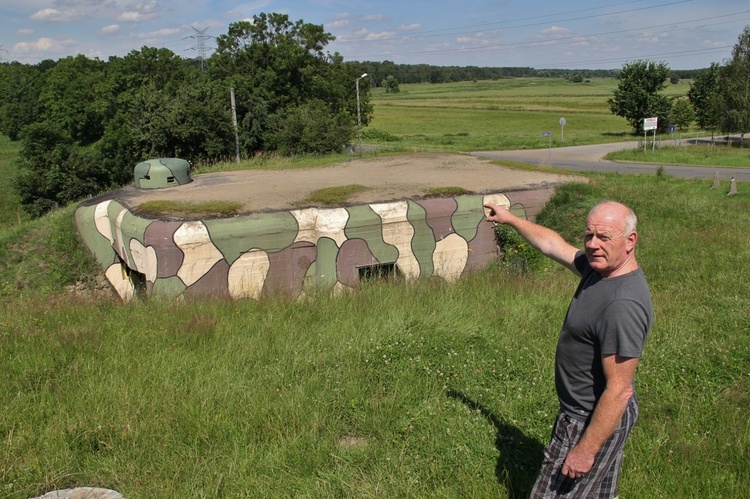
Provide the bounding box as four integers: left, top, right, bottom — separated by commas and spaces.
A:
31, 487, 124, 499
728, 177, 738, 196
710, 171, 720, 189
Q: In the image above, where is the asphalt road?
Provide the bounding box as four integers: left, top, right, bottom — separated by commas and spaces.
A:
471, 138, 750, 182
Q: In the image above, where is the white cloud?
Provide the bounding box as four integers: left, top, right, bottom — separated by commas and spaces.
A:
362, 14, 389, 22
29, 8, 87, 22
399, 24, 421, 31
55, 0, 106, 6
138, 27, 181, 39
330, 12, 389, 29
13, 37, 77, 53
638, 33, 661, 44
326, 19, 350, 29
17, 28, 34, 35
365, 31, 398, 41
118, 0, 160, 23
118, 11, 152, 22
542, 26, 573, 36
99, 24, 120, 35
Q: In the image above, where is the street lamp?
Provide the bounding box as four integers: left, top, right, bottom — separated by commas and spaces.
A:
356, 73, 368, 150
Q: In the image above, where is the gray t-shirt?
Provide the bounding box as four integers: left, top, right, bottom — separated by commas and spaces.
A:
556, 251, 653, 421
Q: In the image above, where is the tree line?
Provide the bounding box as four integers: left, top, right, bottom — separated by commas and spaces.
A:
347, 62, 701, 87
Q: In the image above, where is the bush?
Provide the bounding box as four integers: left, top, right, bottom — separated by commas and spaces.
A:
14, 124, 113, 217
494, 224, 548, 272
267, 99, 355, 155
363, 128, 400, 142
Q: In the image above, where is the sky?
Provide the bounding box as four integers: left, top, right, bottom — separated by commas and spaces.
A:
1, 0, 749, 70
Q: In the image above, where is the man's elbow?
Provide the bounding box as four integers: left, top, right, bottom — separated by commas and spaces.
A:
608, 383, 634, 403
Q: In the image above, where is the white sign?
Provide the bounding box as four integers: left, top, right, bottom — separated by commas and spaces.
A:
559, 117, 566, 127
541, 131, 552, 137
644, 117, 658, 131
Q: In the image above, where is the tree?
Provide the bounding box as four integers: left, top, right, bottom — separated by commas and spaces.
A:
267, 99, 354, 155
0, 61, 49, 140
608, 60, 671, 134
14, 123, 112, 217
669, 97, 695, 130
381, 75, 400, 93
568, 72, 584, 83
687, 62, 721, 133
37, 55, 107, 145
210, 13, 365, 155
715, 26, 750, 143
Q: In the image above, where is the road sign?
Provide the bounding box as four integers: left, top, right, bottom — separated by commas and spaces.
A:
669, 125, 676, 133
559, 117, 566, 142
644, 117, 658, 131
541, 131, 552, 137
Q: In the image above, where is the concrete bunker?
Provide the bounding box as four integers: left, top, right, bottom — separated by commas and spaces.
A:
74, 155, 572, 301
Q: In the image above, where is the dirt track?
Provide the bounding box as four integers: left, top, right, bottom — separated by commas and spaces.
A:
122, 152, 581, 214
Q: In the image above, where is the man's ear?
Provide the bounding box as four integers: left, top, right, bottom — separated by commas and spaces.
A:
626, 231, 637, 252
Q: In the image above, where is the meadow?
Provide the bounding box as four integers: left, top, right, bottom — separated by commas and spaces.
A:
1, 78, 749, 498
364, 77, 687, 151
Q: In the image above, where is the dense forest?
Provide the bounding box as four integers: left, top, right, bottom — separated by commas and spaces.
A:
0, 11, 746, 218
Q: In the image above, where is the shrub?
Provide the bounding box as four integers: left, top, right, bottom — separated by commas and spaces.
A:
267, 99, 355, 156
494, 224, 548, 272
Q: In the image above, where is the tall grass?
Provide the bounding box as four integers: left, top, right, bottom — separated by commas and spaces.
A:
2, 172, 749, 498
0, 204, 100, 298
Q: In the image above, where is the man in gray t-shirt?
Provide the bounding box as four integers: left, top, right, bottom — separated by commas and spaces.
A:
484, 200, 653, 498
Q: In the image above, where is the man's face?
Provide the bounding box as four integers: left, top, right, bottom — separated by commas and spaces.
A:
583, 207, 634, 277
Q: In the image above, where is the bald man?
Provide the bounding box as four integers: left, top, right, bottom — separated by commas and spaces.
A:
484, 201, 653, 498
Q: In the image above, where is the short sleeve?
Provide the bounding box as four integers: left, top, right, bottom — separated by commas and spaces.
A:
597, 299, 650, 358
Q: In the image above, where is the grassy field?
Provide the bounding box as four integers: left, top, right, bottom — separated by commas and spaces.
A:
365, 78, 689, 151
1, 78, 750, 498
2, 173, 749, 498
605, 142, 750, 167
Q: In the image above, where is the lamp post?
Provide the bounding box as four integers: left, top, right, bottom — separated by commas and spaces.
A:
356, 73, 368, 150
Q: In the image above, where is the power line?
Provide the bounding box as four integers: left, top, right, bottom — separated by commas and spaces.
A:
340, 9, 750, 67
336, 0, 694, 44
356, 12, 750, 59
534, 46, 736, 69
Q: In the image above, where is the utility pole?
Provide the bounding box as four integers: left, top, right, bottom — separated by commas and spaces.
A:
356, 73, 368, 150
230, 88, 240, 163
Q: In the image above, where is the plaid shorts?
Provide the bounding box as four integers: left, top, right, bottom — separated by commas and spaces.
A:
529, 395, 639, 498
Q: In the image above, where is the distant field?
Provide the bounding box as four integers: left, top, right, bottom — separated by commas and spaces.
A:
367, 77, 690, 151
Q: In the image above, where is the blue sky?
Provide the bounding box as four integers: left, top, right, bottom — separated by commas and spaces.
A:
1, 0, 749, 69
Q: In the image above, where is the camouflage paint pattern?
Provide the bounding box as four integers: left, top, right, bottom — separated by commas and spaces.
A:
73, 188, 557, 301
